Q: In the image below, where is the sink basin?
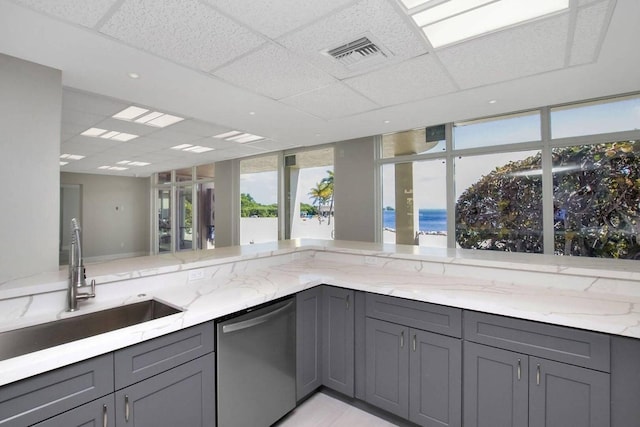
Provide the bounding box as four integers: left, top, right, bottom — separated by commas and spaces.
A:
0, 300, 182, 361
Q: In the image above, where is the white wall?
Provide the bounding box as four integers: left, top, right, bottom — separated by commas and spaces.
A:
60, 173, 150, 261
0, 54, 61, 283
334, 137, 378, 242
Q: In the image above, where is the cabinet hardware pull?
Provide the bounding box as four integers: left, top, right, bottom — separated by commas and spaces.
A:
517, 359, 521, 380
125, 395, 130, 422
103, 404, 108, 427
400, 331, 404, 348
345, 294, 350, 310
536, 364, 541, 385
412, 334, 417, 352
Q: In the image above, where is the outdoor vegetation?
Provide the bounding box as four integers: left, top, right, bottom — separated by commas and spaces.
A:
456, 140, 640, 259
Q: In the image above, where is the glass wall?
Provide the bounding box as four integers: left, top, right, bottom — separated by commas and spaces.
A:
153, 164, 215, 254
240, 155, 279, 245
380, 93, 640, 259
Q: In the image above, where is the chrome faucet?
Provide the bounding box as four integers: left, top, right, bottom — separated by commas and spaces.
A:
67, 218, 95, 312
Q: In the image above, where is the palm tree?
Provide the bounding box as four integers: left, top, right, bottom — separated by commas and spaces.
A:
308, 183, 330, 223
321, 170, 334, 225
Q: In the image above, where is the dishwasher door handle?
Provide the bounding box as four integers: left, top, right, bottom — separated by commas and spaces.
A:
222, 300, 294, 333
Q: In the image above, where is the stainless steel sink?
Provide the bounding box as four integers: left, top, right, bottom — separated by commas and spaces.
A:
0, 300, 182, 361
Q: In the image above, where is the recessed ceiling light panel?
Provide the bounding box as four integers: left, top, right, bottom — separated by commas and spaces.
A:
113, 106, 149, 120
81, 127, 107, 137
214, 131, 243, 139
413, 0, 569, 48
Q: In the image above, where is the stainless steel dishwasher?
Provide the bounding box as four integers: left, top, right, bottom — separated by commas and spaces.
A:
216, 297, 296, 427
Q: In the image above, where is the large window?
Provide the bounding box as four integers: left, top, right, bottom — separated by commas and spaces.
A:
455, 151, 542, 253
380, 93, 640, 259
285, 147, 335, 240
240, 155, 279, 245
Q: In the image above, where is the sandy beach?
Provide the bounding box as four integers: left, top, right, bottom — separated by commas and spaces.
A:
239, 217, 446, 248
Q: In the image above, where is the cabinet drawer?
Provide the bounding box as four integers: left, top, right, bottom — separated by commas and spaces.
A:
464, 311, 610, 371
114, 321, 214, 389
32, 395, 115, 427
365, 293, 462, 338
0, 353, 113, 427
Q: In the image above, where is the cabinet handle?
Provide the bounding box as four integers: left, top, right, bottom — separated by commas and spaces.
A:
536, 364, 541, 386
517, 359, 521, 380
103, 404, 108, 427
400, 331, 405, 348
412, 334, 417, 352
125, 395, 130, 422
345, 294, 350, 310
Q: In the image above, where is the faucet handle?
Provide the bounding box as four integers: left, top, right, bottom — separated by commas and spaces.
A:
77, 279, 96, 301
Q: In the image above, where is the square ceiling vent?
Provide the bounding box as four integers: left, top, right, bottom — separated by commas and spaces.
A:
322, 34, 392, 71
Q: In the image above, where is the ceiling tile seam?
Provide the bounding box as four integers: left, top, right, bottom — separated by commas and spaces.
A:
412, 52, 462, 93
207, 40, 271, 74
195, 0, 272, 44
587, 0, 617, 66
93, 0, 127, 30
387, 0, 438, 53
268, 0, 362, 41
563, 2, 580, 67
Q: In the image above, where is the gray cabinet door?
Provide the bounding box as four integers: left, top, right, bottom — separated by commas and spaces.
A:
463, 342, 528, 427
296, 286, 323, 400
322, 286, 355, 396
529, 357, 610, 427
114, 353, 215, 427
409, 329, 461, 427
33, 395, 115, 427
365, 317, 409, 419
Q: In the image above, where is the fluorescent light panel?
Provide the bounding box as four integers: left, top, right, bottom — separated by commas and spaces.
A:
81, 127, 107, 137
117, 160, 151, 166
214, 130, 265, 144
414, 0, 569, 48
60, 153, 85, 160
112, 106, 184, 128
81, 127, 139, 141
400, 0, 433, 10
171, 144, 214, 153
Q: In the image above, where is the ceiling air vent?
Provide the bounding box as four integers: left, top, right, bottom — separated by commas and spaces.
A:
324, 36, 390, 70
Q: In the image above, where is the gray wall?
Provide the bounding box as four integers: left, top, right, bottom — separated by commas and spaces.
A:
0, 54, 61, 283
212, 160, 239, 248
334, 137, 378, 243
60, 173, 150, 261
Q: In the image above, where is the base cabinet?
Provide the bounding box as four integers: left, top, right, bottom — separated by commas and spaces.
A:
296, 286, 355, 401
32, 395, 115, 427
464, 342, 610, 427
114, 353, 215, 427
365, 318, 461, 427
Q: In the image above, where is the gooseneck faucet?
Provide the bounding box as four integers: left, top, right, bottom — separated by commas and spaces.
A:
67, 218, 95, 312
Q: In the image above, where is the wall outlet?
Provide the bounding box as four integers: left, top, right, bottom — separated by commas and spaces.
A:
188, 269, 205, 281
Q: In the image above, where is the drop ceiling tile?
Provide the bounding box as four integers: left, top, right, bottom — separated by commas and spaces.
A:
436, 14, 570, 89
569, 0, 611, 66
62, 109, 106, 127
245, 140, 299, 151
281, 83, 379, 120
344, 54, 456, 106
280, 0, 427, 79
11, 0, 118, 27
213, 43, 336, 100
143, 129, 203, 145
168, 120, 228, 137
95, 118, 159, 136
63, 89, 128, 116
100, 0, 266, 71
203, 0, 355, 39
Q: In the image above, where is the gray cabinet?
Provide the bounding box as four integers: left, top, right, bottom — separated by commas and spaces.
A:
464, 311, 612, 427
0, 354, 114, 427
296, 286, 355, 400
0, 322, 215, 427
322, 286, 355, 396
32, 395, 115, 427
364, 318, 461, 427
364, 294, 462, 427
114, 353, 215, 427
296, 286, 323, 400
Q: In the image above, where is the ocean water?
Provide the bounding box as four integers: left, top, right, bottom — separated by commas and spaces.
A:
383, 209, 447, 232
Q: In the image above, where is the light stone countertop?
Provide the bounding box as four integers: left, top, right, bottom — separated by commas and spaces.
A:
1, 239, 639, 387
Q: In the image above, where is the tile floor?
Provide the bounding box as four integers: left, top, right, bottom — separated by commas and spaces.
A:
275, 392, 399, 427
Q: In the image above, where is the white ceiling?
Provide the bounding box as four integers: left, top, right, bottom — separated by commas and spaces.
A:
0, 0, 638, 177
